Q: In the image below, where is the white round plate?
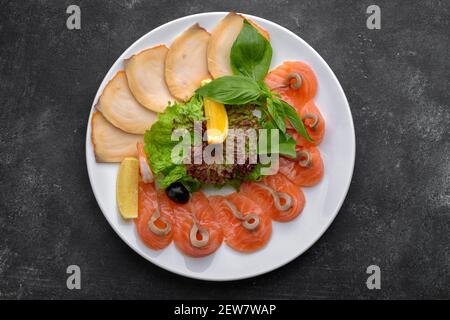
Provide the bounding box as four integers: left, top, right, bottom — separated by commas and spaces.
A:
86, 12, 355, 281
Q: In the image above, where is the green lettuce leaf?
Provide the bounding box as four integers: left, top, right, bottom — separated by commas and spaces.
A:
144, 96, 204, 189
158, 166, 188, 189
257, 121, 297, 158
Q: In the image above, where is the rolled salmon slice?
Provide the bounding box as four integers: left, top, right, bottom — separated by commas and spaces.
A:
135, 182, 174, 250
240, 172, 305, 222
209, 193, 272, 253
207, 12, 270, 79
240, 181, 277, 219
265, 61, 318, 110
165, 24, 211, 102
262, 173, 305, 222
288, 100, 325, 147
172, 192, 223, 257
279, 146, 324, 187
125, 45, 178, 113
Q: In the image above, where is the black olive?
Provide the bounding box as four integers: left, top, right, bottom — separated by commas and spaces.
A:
166, 182, 190, 204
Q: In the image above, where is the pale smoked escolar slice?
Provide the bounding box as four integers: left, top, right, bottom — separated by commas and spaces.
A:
96, 71, 157, 134
124, 45, 177, 113
91, 111, 143, 163
165, 24, 211, 102
207, 12, 270, 79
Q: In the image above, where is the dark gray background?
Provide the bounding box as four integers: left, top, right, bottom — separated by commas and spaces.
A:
0, 0, 449, 299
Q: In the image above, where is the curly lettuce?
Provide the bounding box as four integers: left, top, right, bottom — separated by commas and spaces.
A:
144, 95, 204, 191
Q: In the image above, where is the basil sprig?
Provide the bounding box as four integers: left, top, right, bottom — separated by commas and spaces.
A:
258, 110, 297, 158
195, 75, 262, 105
267, 98, 286, 134
195, 18, 314, 147
230, 20, 272, 82
278, 99, 314, 143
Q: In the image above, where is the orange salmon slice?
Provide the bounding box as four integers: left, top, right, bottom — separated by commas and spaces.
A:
279, 146, 324, 187
209, 193, 272, 253
135, 182, 174, 250
240, 173, 305, 222
172, 192, 223, 258
288, 100, 325, 147
265, 61, 318, 111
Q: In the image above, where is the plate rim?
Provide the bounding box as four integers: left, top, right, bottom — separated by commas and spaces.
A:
85, 11, 356, 281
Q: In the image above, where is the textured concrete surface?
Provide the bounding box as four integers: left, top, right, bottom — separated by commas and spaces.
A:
0, 0, 449, 299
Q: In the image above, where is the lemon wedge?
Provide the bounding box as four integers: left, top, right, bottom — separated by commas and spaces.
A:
200, 79, 228, 144
204, 98, 228, 144
116, 157, 139, 219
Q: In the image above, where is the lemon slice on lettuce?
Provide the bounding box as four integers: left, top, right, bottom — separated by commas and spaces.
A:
201, 79, 228, 144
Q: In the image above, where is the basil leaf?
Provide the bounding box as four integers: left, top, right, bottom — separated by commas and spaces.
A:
257, 124, 297, 158
278, 135, 297, 158
244, 163, 266, 182
258, 135, 297, 158
230, 20, 272, 82
258, 81, 272, 98
195, 75, 262, 104
278, 99, 314, 143
267, 98, 286, 133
